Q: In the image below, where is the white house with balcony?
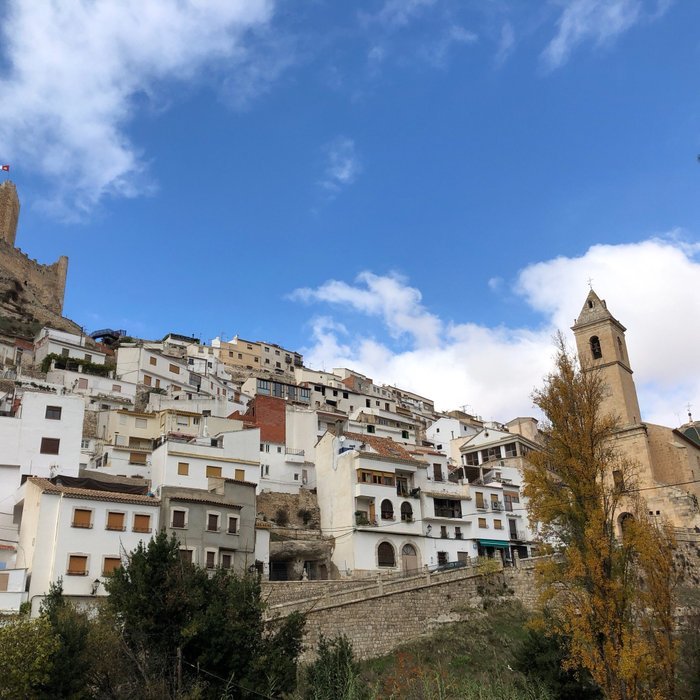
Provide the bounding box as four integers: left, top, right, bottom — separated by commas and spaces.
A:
315, 430, 426, 576
458, 426, 538, 561
15, 475, 160, 614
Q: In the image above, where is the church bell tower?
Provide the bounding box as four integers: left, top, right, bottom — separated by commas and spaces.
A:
572, 289, 641, 426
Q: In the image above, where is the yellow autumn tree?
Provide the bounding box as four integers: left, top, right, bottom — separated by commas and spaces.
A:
524, 336, 678, 700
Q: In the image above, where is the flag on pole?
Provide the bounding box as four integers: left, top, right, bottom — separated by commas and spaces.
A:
0, 165, 9, 172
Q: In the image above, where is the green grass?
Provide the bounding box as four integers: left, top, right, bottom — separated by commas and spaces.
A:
358, 601, 550, 700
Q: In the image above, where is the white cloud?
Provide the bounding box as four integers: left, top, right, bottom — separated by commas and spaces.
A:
542, 0, 671, 70
292, 236, 700, 427
0, 0, 275, 217
494, 21, 516, 67
319, 137, 361, 193
372, 0, 440, 28
421, 25, 478, 68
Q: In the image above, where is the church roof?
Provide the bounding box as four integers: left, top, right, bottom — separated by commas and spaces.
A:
572, 289, 626, 331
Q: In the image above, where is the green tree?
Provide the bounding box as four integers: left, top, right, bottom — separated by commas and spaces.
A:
106, 530, 305, 698
523, 337, 678, 700
0, 616, 60, 699
38, 578, 92, 698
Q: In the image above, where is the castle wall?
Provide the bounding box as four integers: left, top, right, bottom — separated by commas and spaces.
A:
0, 241, 68, 316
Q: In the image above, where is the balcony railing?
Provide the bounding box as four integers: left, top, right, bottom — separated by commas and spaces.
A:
285, 448, 305, 456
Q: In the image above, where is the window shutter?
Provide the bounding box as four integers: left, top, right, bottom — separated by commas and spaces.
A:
106, 512, 124, 530
103, 557, 121, 575
133, 514, 151, 532
68, 555, 88, 575
72, 509, 92, 528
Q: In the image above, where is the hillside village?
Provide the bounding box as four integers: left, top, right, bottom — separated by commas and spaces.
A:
1, 178, 700, 629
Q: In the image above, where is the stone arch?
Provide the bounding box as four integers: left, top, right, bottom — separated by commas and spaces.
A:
380, 499, 394, 520
377, 541, 396, 568
618, 512, 634, 540
400, 501, 413, 522
590, 335, 602, 360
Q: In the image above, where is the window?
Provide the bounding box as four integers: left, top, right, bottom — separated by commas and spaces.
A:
143, 375, 152, 386
494, 519, 503, 530
437, 551, 448, 566
465, 452, 479, 466
613, 470, 625, 490
45, 405, 62, 420
377, 542, 396, 567
129, 452, 147, 465
343, 392, 349, 399
207, 513, 220, 532
401, 502, 413, 522
177, 462, 189, 476
206, 465, 222, 478
155, 379, 161, 389
149, 356, 157, 366
228, 516, 238, 534
277, 446, 282, 453
179, 549, 193, 564
40, 437, 60, 455
294, 473, 299, 480
478, 518, 487, 528
432, 464, 443, 482
84, 353, 92, 363
103, 557, 122, 575
235, 468, 245, 481
590, 335, 602, 359
221, 552, 233, 569
205, 551, 216, 569
366, 399, 370, 408
176, 415, 189, 426
171, 509, 187, 528
0, 572, 8, 592
440, 525, 448, 539
455, 527, 463, 540
61, 348, 70, 357
72, 508, 92, 528
106, 511, 125, 531
504, 492, 519, 512
475, 492, 486, 509
504, 443, 518, 458
402, 430, 409, 439
67, 555, 88, 575
112, 384, 121, 392
135, 417, 147, 429
366, 425, 375, 434
133, 514, 151, 533
380, 499, 394, 520
78, 377, 88, 390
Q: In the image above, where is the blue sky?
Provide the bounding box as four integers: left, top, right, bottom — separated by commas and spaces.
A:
1, 0, 699, 424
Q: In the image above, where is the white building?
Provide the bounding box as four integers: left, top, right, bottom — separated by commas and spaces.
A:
47, 368, 137, 406
34, 327, 107, 366
150, 429, 260, 492
315, 431, 426, 576
0, 391, 84, 540
16, 476, 160, 614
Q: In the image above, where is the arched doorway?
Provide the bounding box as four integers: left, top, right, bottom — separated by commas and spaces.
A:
402, 543, 418, 573
618, 512, 634, 541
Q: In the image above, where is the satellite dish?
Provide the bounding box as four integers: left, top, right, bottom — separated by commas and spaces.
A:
338, 435, 346, 443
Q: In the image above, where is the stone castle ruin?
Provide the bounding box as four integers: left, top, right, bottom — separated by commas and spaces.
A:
0, 181, 75, 334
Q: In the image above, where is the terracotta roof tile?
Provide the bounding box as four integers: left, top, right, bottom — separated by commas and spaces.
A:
28, 478, 160, 506
341, 431, 421, 463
